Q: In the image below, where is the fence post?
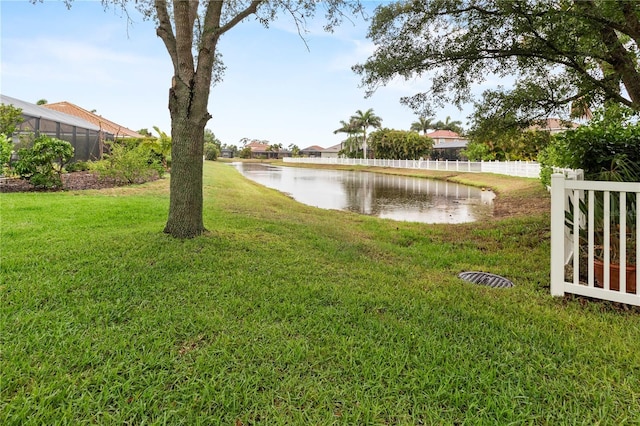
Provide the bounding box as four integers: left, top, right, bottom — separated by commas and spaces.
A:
550, 173, 566, 297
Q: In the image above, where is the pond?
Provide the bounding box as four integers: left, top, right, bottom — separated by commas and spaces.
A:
231, 162, 495, 224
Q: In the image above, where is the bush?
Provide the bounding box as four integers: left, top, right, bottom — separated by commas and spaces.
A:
14, 136, 74, 189
94, 141, 161, 184
0, 134, 13, 174
538, 105, 640, 186
204, 142, 220, 161
65, 161, 91, 172
238, 146, 252, 159
0, 103, 24, 136
368, 129, 433, 160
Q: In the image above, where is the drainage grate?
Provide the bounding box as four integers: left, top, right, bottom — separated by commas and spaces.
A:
458, 271, 514, 288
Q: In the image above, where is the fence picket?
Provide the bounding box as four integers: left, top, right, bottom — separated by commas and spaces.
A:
284, 158, 541, 178
550, 174, 640, 305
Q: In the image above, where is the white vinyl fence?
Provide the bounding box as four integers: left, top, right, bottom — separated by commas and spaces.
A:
284, 157, 541, 178
550, 173, 640, 305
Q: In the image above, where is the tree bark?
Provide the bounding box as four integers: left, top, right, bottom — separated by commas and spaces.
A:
159, 0, 211, 238
163, 109, 207, 238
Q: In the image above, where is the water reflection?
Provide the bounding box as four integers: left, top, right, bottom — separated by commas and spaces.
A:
231, 162, 495, 224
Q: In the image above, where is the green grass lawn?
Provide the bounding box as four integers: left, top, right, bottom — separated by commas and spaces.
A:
2, 161, 639, 424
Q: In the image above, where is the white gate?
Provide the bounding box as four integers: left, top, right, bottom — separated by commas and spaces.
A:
550, 174, 640, 305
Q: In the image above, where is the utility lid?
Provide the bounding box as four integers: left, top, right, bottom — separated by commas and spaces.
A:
458, 271, 514, 288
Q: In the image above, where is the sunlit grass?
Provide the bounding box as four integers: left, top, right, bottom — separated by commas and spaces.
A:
1, 161, 638, 424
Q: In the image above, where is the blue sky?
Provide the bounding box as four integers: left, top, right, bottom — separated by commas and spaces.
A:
1, 1, 479, 148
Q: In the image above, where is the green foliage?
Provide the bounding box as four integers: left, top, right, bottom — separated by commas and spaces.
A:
0, 133, 13, 172
434, 116, 464, 134
350, 108, 382, 158
334, 109, 383, 158
65, 161, 91, 173
468, 128, 552, 162
204, 142, 220, 161
539, 105, 640, 186
14, 135, 74, 189
410, 116, 435, 134
238, 146, 252, 159
355, 1, 640, 121
368, 128, 433, 160
288, 143, 300, 157
265, 143, 283, 158
338, 135, 363, 158
149, 126, 172, 169
0, 103, 24, 136
461, 141, 495, 161
95, 141, 162, 184
334, 119, 363, 157
204, 128, 221, 146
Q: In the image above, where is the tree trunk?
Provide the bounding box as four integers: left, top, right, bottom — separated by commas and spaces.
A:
163, 80, 209, 238
163, 115, 206, 238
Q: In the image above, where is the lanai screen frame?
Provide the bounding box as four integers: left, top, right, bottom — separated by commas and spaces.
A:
1, 94, 113, 161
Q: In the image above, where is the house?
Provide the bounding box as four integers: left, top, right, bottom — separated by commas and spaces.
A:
428, 130, 469, 160
1, 94, 109, 161
220, 148, 235, 158
300, 145, 324, 158
244, 141, 284, 159
321, 143, 342, 158
529, 118, 580, 134
43, 101, 145, 139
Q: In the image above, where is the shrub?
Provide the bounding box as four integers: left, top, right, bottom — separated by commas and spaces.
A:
368, 129, 433, 160
0, 103, 23, 136
14, 136, 74, 189
0, 134, 13, 174
239, 146, 252, 159
65, 161, 91, 172
538, 105, 640, 186
204, 142, 220, 161
94, 141, 161, 184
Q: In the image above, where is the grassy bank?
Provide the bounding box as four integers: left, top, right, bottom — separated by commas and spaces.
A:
1, 161, 638, 424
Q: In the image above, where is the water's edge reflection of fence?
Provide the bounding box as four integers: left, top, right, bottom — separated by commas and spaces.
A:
283, 158, 541, 179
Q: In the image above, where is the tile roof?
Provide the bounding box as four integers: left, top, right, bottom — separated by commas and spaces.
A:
301, 145, 325, 151
246, 141, 270, 152
323, 143, 342, 153
43, 101, 145, 138
426, 129, 462, 139
530, 118, 579, 132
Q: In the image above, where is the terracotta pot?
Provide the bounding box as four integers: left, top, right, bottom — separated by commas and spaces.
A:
594, 260, 637, 294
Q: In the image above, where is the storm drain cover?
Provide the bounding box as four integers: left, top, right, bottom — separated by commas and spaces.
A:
458, 271, 514, 288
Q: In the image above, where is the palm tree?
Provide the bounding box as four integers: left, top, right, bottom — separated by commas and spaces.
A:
266, 142, 282, 159
288, 143, 300, 157
334, 119, 362, 157
350, 108, 382, 159
410, 116, 435, 135
434, 116, 464, 134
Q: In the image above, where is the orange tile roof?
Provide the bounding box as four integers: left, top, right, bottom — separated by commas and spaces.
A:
426, 129, 461, 139
530, 118, 579, 132
43, 102, 145, 138
246, 141, 270, 152
301, 145, 325, 151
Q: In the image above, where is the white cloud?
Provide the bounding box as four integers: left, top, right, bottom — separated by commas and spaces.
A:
2, 36, 154, 85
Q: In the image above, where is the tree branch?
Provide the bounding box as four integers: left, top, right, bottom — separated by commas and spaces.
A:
219, 0, 264, 35
154, 0, 178, 70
